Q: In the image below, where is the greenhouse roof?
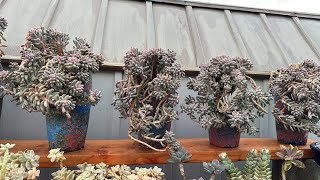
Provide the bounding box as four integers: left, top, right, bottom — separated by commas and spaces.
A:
2, 0, 320, 72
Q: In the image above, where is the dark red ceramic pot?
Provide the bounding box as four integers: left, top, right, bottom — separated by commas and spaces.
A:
274, 96, 308, 145
275, 120, 308, 145
208, 125, 240, 148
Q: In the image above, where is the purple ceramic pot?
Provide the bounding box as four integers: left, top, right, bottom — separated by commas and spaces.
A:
209, 125, 240, 148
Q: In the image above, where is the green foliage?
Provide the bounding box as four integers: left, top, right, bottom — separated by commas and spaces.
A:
0, 28, 104, 118
182, 56, 271, 135
269, 60, 320, 134
112, 48, 184, 150
219, 149, 271, 180
253, 149, 272, 180
0, 143, 40, 180
49, 148, 165, 180
164, 131, 192, 163
276, 144, 305, 171
203, 159, 225, 176
242, 149, 258, 179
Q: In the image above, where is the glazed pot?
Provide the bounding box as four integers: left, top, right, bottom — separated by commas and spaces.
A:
45, 77, 92, 152
274, 96, 308, 145
275, 121, 308, 145
310, 142, 320, 166
209, 125, 240, 148
46, 104, 91, 152
138, 122, 171, 148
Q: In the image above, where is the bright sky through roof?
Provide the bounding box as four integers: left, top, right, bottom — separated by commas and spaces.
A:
187, 0, 320, 14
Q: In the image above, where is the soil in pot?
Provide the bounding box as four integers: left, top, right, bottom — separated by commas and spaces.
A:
275, 120, 308, 145
209, 125, 240, 148
138, 122, 171, 149
46, 104, 91, 152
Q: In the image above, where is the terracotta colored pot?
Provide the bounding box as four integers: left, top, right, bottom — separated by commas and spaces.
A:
275, 120, 308, 145
208, 125, 240, 148
274, 96, 308, 145
310, 142, 320, 166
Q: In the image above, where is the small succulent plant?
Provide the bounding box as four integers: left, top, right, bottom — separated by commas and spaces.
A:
182, 55, 271, 135
276, 144, 305, 180
203, 160, 225, 180
0, 143, 40, 180
164, 131, 192, 180
0, 27, 104, 118
269, 60, 320, 135
112, 48, 184, 151
0, 16, 7, 58
219, 149, 271, 180
49, 148, 165, 180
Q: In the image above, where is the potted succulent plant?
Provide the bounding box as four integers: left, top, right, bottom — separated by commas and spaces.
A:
269, 60, 320, 145
0, 16, 8, 119
0, 27, 104, 152
112, 48, 184, 151
182, 55, 270, 147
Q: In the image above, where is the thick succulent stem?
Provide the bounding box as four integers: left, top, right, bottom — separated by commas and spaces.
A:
0, 147, 9, 180
179, 163, 186, 180
281, 164, 286, 180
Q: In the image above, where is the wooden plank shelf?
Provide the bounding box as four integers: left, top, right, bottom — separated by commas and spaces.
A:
0, 138, 315, 168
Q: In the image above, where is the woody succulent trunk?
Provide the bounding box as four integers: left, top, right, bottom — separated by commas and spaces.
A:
0, 27, 104, 151
182, 56, 271, 147
112, 48, 184, 151
269, 60, 320, 145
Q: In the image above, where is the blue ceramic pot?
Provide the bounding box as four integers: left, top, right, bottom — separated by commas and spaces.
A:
310, 142, 320, 166
46, 104, 91, 152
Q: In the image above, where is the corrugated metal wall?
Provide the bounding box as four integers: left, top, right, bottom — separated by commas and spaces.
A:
1, 0, 320, 179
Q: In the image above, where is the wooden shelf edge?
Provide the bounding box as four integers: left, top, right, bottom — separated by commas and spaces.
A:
0, 138, 315, 168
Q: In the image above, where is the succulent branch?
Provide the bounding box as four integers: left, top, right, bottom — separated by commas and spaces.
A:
182, 56, 271, 135
0, 28, 104, 118
0, 143, 40, 180
243, 149, 259, 179
112, 48, 184, 151
0, 16, 7, 58
276, 145, 305, 180
219, 152, 243, 180
253, 149, 272, 180
164, 131, 192, 180
49, 148, 165, 179
269, 60, 320, 134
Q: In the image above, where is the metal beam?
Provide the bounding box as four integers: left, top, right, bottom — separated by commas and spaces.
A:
186, 5, 205, 66
92, 0, 109, 53
292, 16, 320, 59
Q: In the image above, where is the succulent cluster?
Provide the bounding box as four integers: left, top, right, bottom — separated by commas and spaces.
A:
164, 131, 192, 180
219, 149, 271, 180
0, 143, 40, 179
203, 160, 224, 180
276, 145, 305, 180
49, 148, 165, 180
112, 48, 184, 150
0, 16, 7, 58
182, 56, 271, 135
0, 28, 104, 118
269, 60, 320, 134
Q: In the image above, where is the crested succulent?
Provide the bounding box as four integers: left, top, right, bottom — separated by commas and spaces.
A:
0, 143, 40, 180
0, 27, 104, 118
164, 131, 192, 180
112, 48, 184, 151
219, 149, 271, 180
276, 144, 305, 180
269, 60, 320, 135
182, 56, 271, 135
49, 148, 165, 180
